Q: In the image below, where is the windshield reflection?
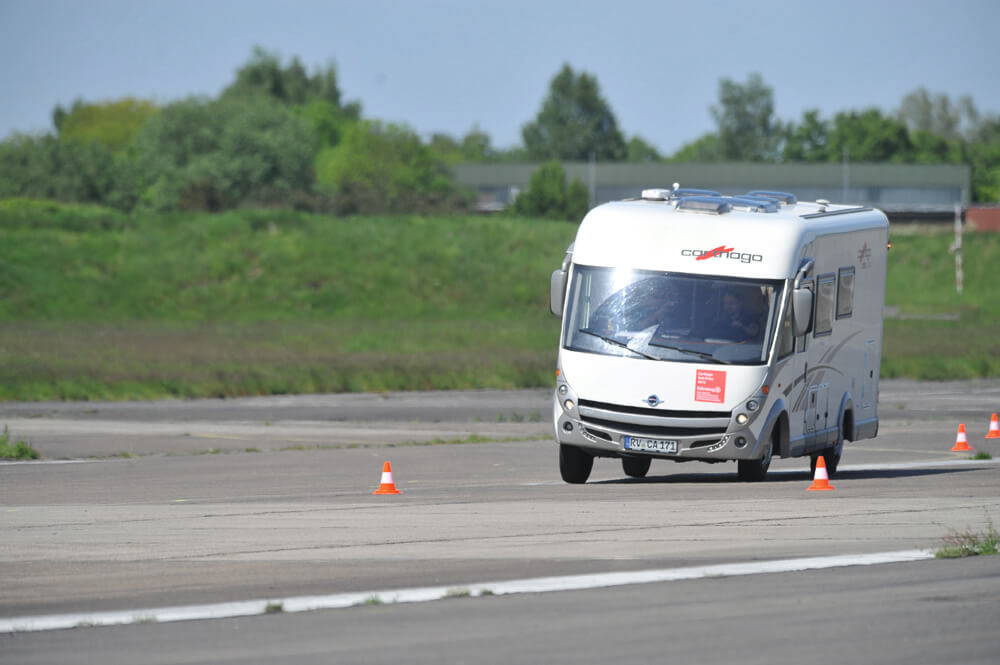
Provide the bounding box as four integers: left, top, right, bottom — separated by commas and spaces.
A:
562, 267, 783, 365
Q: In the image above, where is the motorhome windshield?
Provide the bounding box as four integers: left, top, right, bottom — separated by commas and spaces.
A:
562, 266, 784, 365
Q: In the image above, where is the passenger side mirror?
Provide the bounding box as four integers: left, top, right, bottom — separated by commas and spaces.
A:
792, 288, 813, 336
550, 269, 567, 317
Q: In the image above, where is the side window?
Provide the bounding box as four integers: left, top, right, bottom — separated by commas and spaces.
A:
814, 274, 836, 337
795, 280, 812, 353
836, 267, 855, 319
777, 299, 794, 359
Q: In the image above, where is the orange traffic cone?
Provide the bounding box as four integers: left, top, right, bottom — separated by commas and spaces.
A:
807, 455, 835, 491
986, 414, 1000, 439
951, 424, 973, 452
372, 461, 402, 495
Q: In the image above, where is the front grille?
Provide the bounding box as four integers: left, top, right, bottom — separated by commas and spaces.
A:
579, 415, 727, 439
578, 399, 730, 419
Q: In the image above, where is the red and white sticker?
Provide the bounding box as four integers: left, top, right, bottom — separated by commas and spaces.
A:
695, 369, 726, 403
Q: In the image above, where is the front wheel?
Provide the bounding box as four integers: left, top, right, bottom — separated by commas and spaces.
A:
738, 432, 774, 482
622, 455, 651, 478
559, 444, 594, 484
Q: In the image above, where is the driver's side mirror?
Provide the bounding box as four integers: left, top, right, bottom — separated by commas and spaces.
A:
550, 269, 567, 317
792, 288, 813, 336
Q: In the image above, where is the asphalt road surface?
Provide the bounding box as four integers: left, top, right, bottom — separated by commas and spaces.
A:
2, 380, 999, 664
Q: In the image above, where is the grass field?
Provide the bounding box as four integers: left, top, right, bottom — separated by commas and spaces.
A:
881, 228, 1000, 379
1, 199, 998, 400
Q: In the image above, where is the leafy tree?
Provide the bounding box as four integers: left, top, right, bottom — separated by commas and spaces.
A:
294, 99, 356, 148
781, 109, 829, 162
119, 96, 317, 212
711, 73, 782, 161
565, 178, 591, 221
669, 133, 721, 162
626, 136, 662, 162
460, 127, 497, 162
225, 47, 332, 106
964, 117, 1000, 202
827, 109, 913, 162
427, 133, 464, 164
894, 89, 1000, 201
512, 161, 589, 221
521, 64, 626, 161
0, 133, 116, 204
910, 129, 963, 164
970, 151, 1000, 202
491, 145, 531, 163
896, 88, 980, 141
669, 73, 780, 162
427, 127, 500, 164
314, 120, 462, 214
54, 98, 158, 151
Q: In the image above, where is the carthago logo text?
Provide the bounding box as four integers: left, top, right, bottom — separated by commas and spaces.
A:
681, 245, 763, 263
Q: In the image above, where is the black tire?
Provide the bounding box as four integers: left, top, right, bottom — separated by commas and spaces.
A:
622, 455, 651, 478
810, 441, 843, 477
738, 431, 775, 482
559, 444, 594, 484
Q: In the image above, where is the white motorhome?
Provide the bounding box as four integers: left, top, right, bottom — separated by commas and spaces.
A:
549, 187, 889, 483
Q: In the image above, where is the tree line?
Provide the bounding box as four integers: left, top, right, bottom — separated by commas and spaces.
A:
1, 48, 997, 220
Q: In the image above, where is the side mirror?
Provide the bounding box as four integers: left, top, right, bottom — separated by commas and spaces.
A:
792, 288, 813, 336
550, 269, 567, 317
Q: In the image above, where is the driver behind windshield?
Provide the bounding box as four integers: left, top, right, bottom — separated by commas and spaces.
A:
705, 289, 762, 342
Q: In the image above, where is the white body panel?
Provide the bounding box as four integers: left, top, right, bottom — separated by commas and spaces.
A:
561, 351, 767, 413
572, 200, 807, 279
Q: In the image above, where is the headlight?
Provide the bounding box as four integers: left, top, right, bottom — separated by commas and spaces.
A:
746, 400, 759, 412
736, 413, 749, 425
564, 400, 575, 412
558, 384, 568, 395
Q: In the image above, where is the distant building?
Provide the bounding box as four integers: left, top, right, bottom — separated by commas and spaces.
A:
967, 206, 1000, 231
454, 162, 971, 220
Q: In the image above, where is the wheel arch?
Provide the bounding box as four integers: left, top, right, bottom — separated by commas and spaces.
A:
759, 398, 791, 458
837, 392, 855, 442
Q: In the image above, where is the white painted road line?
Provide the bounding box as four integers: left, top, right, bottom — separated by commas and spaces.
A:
0, 459, 93, 466
766, 457, 1000, 475
0, 549, 933, 634
836, 458, 1000, 471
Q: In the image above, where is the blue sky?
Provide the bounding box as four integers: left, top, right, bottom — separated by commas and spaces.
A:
1, 0, 998, 154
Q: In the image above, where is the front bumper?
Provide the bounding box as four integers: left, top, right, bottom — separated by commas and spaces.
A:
552, 391, 766, 462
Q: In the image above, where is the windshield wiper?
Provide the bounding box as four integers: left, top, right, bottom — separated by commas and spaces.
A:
647, 341, 731, 365
579, 329, 660, 361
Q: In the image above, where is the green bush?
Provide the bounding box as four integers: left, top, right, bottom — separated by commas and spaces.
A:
0, 198, 130, 231
0, 426, 40, 459
55, 98, 159, 152
315, 120, 466, 215
512, 161, 589, 221
0, 134, 118, 205
119, 96, 319, 213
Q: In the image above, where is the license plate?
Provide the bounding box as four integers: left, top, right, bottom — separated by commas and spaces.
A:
624, 436, 678, 454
